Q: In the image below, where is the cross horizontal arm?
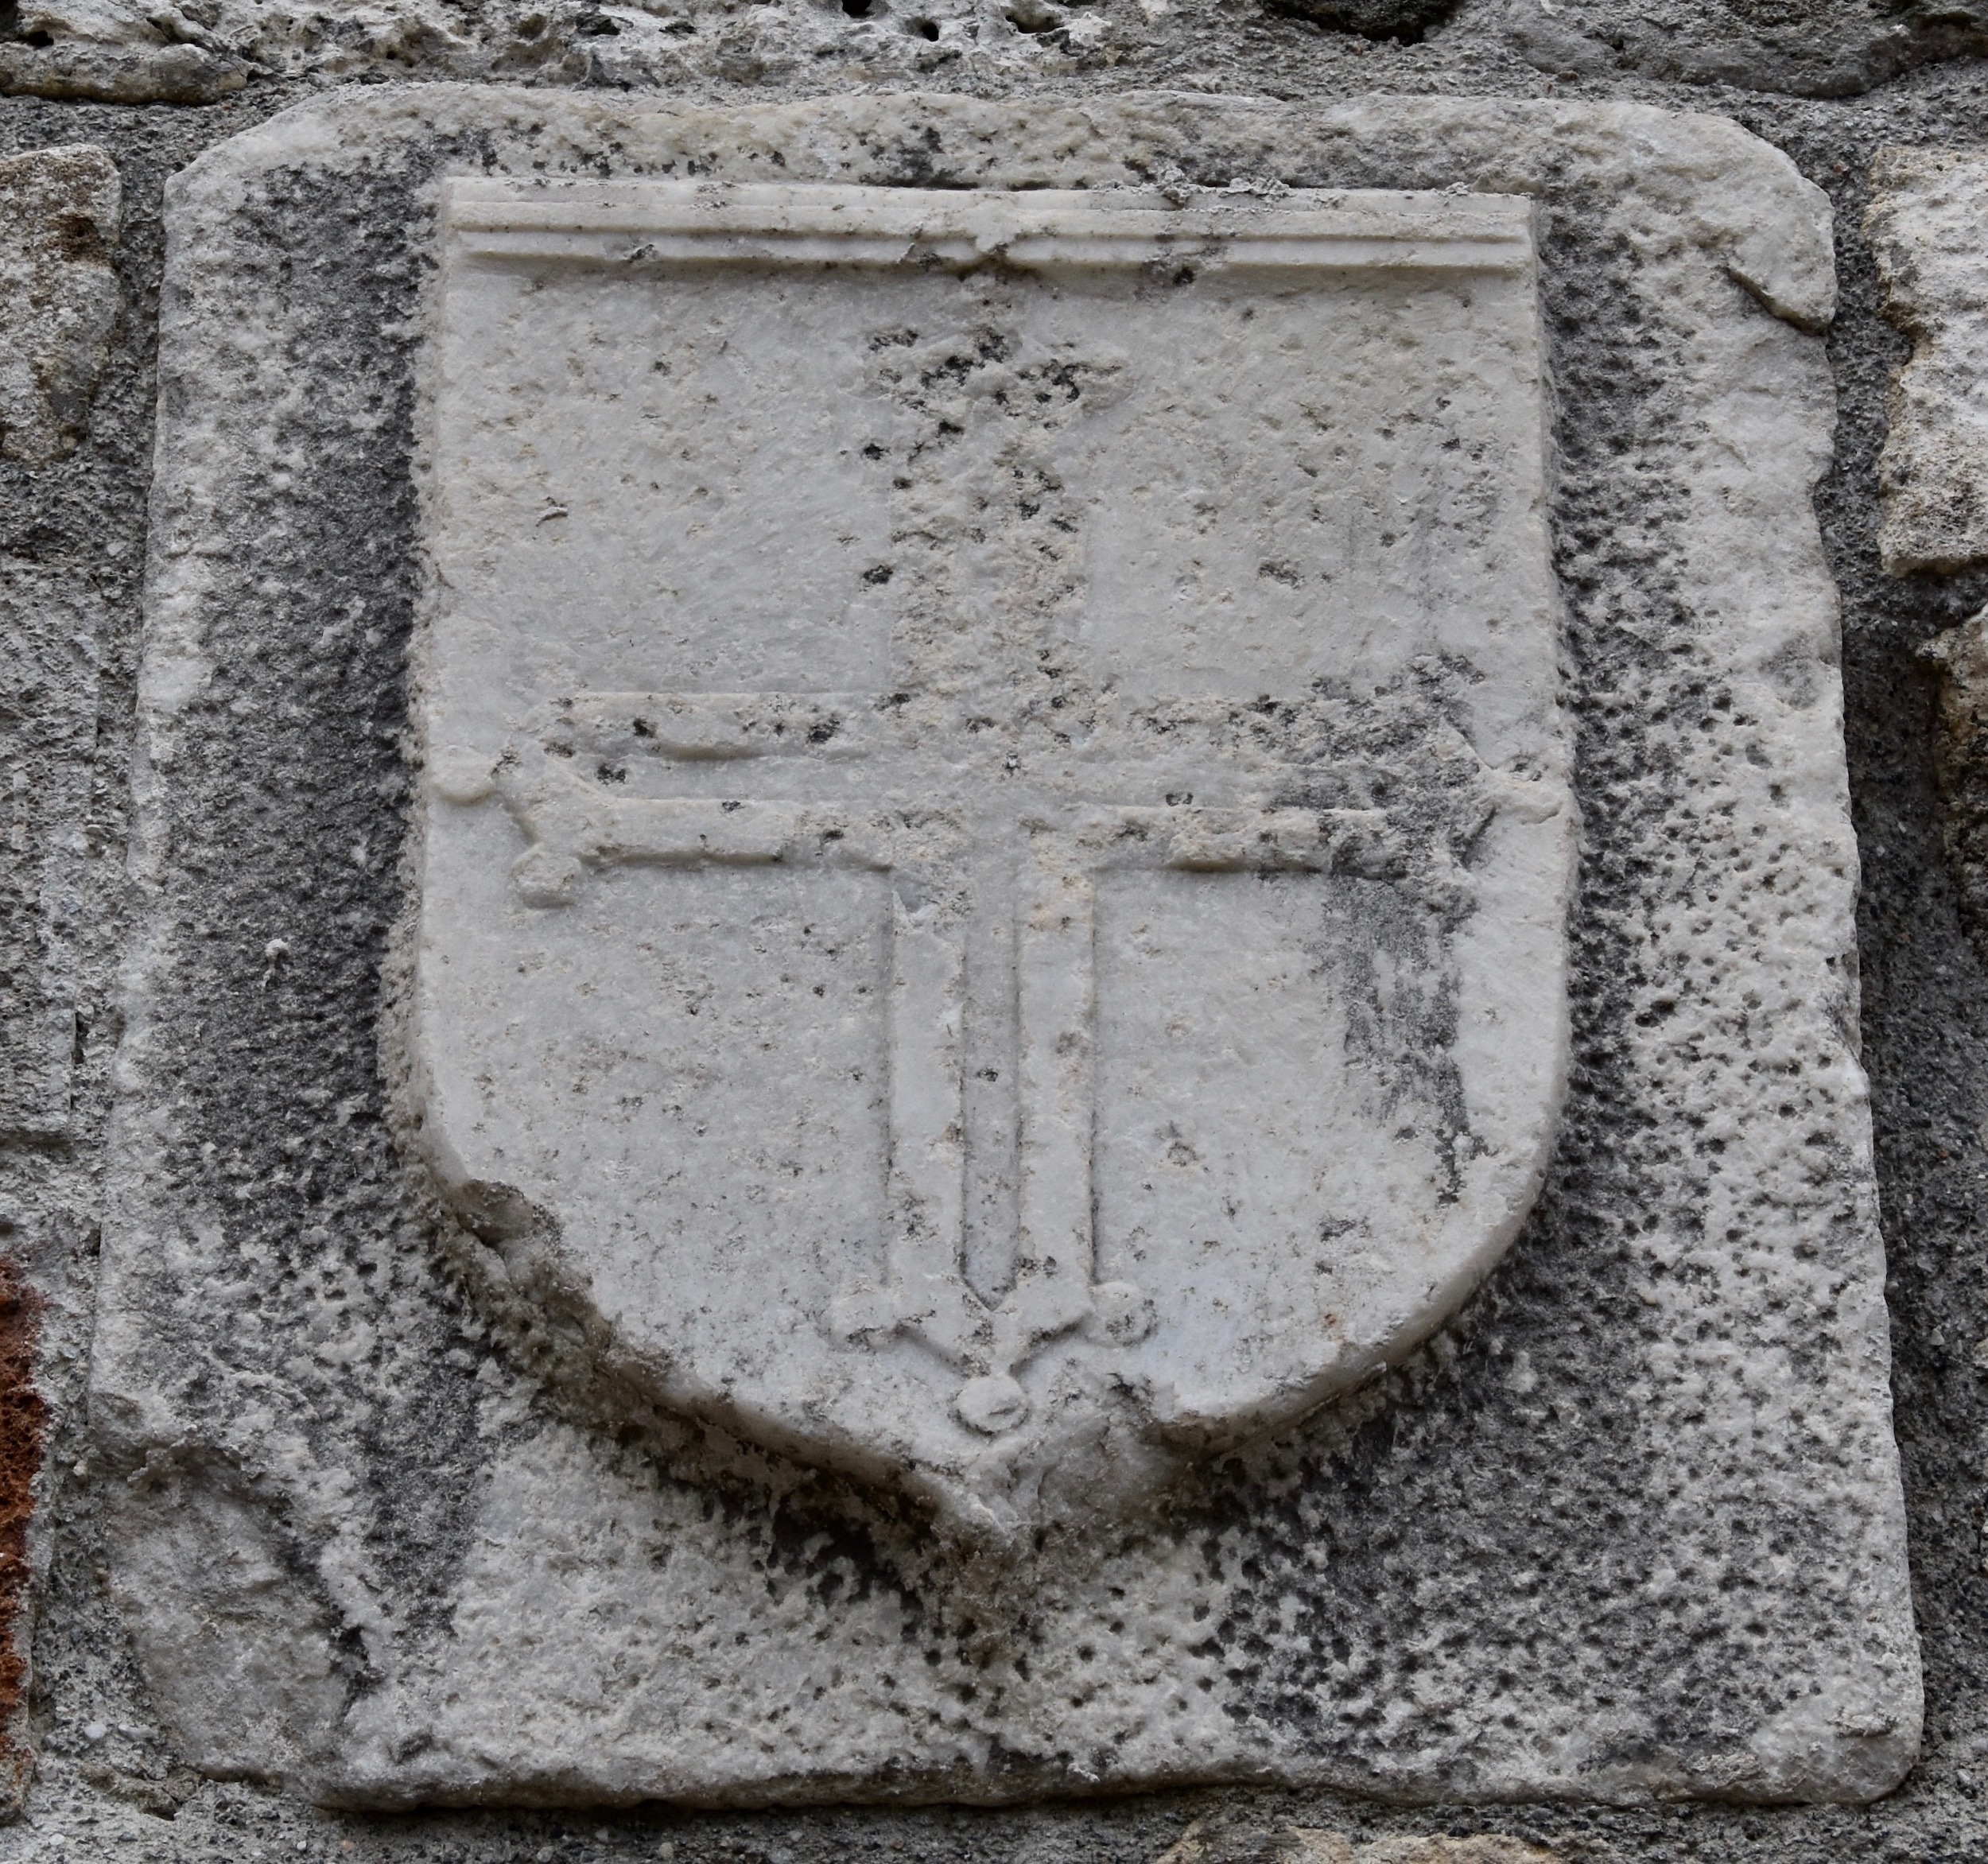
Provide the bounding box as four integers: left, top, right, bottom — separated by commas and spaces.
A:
472, 750, 892, 907
1085, 803, 1401, 872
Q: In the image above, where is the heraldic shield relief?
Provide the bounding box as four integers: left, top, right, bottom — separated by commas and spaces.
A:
409, 179, 1574, 1534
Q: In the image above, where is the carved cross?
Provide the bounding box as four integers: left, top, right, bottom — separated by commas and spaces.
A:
429, 685, 1448, 1435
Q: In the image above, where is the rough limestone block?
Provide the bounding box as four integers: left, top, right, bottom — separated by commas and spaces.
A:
99, 87, 1916, 1812
0, 33, 243, 105
0, 560, 101, 1137
1501, 0, 1988, 99
1287, 1835, 1559, 1864
1867, 146, 1988, 575
1917, 604, 1988, 953
0, 0, 1134, 99
0, 145, 119, 466
0, 151, 113, 1136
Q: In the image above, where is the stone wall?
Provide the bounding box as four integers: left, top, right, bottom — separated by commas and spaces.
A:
6, 2, 1988, 1861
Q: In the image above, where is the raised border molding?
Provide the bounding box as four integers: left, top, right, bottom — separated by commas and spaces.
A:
441, 179, 1536, 274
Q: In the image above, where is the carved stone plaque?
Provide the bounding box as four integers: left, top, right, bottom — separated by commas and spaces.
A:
413, 181, 1573, 1532
99, 91, 1918, 1810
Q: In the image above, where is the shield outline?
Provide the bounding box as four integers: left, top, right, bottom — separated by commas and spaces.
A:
408, 178, 1574, 1534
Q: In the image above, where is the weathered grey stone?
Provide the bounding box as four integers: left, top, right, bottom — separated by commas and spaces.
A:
0, 561, 99, 1139
0, 145, 118, 468
1867, 146, 1988, 577
1918, 604, 1988, 948
0, 43, 244, 105
97, 86, 1914, 1812
0, 0, 1151, 95
1501, 0, 1988, 98
1163, 1824, 1567, 1864
1288, 1834, 1560, 1864
16, 0, 1988, 97
0, 145, 114, 1143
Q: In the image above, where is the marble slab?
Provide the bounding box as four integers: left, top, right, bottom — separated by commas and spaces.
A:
95, 88, 1916, 1810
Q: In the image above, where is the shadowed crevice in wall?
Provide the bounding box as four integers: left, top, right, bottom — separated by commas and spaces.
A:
1258, 0, 1456, 45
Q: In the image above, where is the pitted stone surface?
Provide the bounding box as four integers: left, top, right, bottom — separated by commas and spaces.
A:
0, 0, 1209, 103
0, 146, 115, 1141
0, 561, 100, 1138
1288, 1835, 1561, 1864
1868, 146, 1988, 577
98, 88, 1915, 1811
